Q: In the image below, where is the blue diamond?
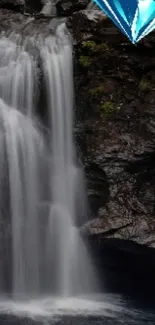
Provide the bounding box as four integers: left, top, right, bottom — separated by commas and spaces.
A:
93, 0, 155, 43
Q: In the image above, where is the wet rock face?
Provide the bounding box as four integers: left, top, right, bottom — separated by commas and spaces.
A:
0, 9, 26, 32
69, 11, 155, 248
0, 0, 44, 14
0, 0, 25, 12
25, 0, 43, 14
56, 0, 89, 16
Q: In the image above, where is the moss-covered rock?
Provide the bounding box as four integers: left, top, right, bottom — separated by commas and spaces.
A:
88, 86, 105, 98
72, 11, 155, 249
139, 78, 152, 92
100, 101, 115, 117
81, 40, 110, 53
79, 55, 92, 67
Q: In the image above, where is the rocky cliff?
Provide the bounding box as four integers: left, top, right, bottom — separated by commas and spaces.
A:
64, 8, 155, 249
68, 8, 155, 298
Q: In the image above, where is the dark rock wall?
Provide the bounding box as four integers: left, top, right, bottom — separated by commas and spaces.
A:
0, 0, 90, 15
67, 10, 155, 248
56, 0, 89, 16
0, 0, 25, 13
67, 10, 155, 298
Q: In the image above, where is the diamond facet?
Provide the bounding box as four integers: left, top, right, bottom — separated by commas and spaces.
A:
93, 0, 155, 43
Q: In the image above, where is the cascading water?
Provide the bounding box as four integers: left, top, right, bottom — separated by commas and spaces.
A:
41, 0, 57, 16
87, 1, 98, 10
0, 36, 44, 296
0, 36, 37, 117
0, 22, 98, 298
40, 25, 97, 296
0, 101, 44, 296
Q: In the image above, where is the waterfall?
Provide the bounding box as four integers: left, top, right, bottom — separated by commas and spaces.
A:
0, 35, 45, 296
87, 1, 98, 10
40, 0, 57, 16
0, 101, 45, 296
0, 23, 97, 298
0, 36, 37, 117
40, 24, 97, 296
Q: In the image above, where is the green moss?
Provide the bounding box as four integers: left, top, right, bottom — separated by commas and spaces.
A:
100, 101, 115, 117
79, 55, 92, 67
82, 41, 110, 53
82, 41, 97, 52
98, 42, 110, 51
139, 78, 151, 91
88, 86, 105, 98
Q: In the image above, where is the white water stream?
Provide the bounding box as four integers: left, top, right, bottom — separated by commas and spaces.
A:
0, 23, 97, 298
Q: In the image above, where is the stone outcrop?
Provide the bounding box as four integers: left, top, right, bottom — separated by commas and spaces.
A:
56, 0, 89, 16
66, 10, 155, 250
0, 0, 45, 14
67, 10, 155, 297
25, 0, 43, 14
0, 0, 25, 12
0, 9, 26, 32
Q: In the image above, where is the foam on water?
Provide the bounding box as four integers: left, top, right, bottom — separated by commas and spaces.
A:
0, 294, 154, 325
0, 295, 126, 319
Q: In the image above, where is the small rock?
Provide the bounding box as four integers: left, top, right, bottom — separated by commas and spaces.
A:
57, 0, 89, 16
